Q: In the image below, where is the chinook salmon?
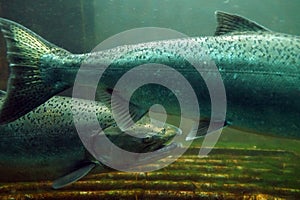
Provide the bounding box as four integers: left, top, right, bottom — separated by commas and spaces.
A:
0, 11, 299, 138
0, 91, 179, 189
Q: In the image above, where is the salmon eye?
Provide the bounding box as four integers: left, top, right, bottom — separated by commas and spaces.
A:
143, 136, 152, 143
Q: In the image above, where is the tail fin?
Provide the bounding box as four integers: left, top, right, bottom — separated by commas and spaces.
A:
0, 18, 70, 124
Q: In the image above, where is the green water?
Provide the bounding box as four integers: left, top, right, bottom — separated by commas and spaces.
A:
0, 0, 299, 199
93, 0, 300, 40
1, 0, 299, 52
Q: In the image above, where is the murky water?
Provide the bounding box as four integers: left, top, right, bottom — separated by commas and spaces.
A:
0, 0, 299, 199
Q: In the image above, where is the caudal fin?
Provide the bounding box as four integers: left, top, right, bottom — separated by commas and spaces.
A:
0, 18, 70, 124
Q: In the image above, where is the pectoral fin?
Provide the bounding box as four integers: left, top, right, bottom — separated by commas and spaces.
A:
186, 118, 230, 141
96, 87, 148, 131
52, 161, 97, 189
0, 90, 6, 98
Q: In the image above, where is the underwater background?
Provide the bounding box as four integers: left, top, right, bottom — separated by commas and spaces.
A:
0, 0, 299, 199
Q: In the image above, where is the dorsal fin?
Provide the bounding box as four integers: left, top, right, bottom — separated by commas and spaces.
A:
214, 11, 271, 36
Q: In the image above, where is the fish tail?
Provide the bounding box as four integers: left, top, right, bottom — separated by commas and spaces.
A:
0, 18, 70, 124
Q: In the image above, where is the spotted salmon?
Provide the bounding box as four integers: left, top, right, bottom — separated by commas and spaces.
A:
0, 11, 299, 138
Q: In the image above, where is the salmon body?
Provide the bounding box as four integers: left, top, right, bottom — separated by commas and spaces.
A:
0, 11, 299, 138
0, 92, 178, 188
